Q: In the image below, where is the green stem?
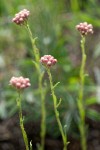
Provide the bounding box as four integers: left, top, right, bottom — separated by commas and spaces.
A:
47, 68, 67, 150
26, 23, 46, 150
17, 91, 29, 150
26, 23, 40, 63
78, 35, 87, 150
39, 74, 46, 150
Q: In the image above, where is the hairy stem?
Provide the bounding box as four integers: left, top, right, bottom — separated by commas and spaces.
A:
47, 68, 67, 150
39, 74, 46, 150
26, 23, 40, 63
17, 92, 29, 150
26, 23, 46, 150
78, 35, 87, 150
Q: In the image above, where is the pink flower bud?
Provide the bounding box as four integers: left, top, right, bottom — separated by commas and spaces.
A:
76, 22, 93, 35
9, 76, 31, 90
12, 9, 30, 25
40, 55, 57, 67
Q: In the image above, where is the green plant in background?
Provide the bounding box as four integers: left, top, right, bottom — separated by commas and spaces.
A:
12, 9, 46, 150
76, 22, 93, 150
40, 55, 68, 150
9, 76, 31, 150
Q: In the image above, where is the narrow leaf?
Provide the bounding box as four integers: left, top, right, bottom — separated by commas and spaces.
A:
52, 82, 60, 90
86, 109, 100, 121
30, 141, 32, 150
85, 97, 97, 106
32, 60, 38, 69
56, 98, 62, 108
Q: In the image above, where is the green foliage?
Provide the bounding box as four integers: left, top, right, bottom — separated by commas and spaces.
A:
86, 109, 100, 121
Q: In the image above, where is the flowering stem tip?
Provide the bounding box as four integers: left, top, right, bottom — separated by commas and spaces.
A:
40, 55, 68, 150
9, 76, 31, 150
76, 22, 93, 150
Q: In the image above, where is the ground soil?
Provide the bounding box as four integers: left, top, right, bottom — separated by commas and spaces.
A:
0, 109, 100, 150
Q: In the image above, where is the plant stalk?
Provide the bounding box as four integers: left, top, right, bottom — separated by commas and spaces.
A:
47, 68, 67, 150
78, 35, 87, 150
17, 91, 29, 150
26, 23, 46, 150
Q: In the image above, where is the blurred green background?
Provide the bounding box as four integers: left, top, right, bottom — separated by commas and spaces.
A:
0, 0, 100, 140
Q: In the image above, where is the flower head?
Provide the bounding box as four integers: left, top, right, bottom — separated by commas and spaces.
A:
12, 9, 30, 25
76, 22, 93, 35
40, 55, 57, 67
9, 76, 31, 90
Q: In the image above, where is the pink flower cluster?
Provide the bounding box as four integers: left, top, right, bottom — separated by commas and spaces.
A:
40, 55, 57, 67
76, 22, 93, 35
9, 76, 31, 90
12, 9, 30, 25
